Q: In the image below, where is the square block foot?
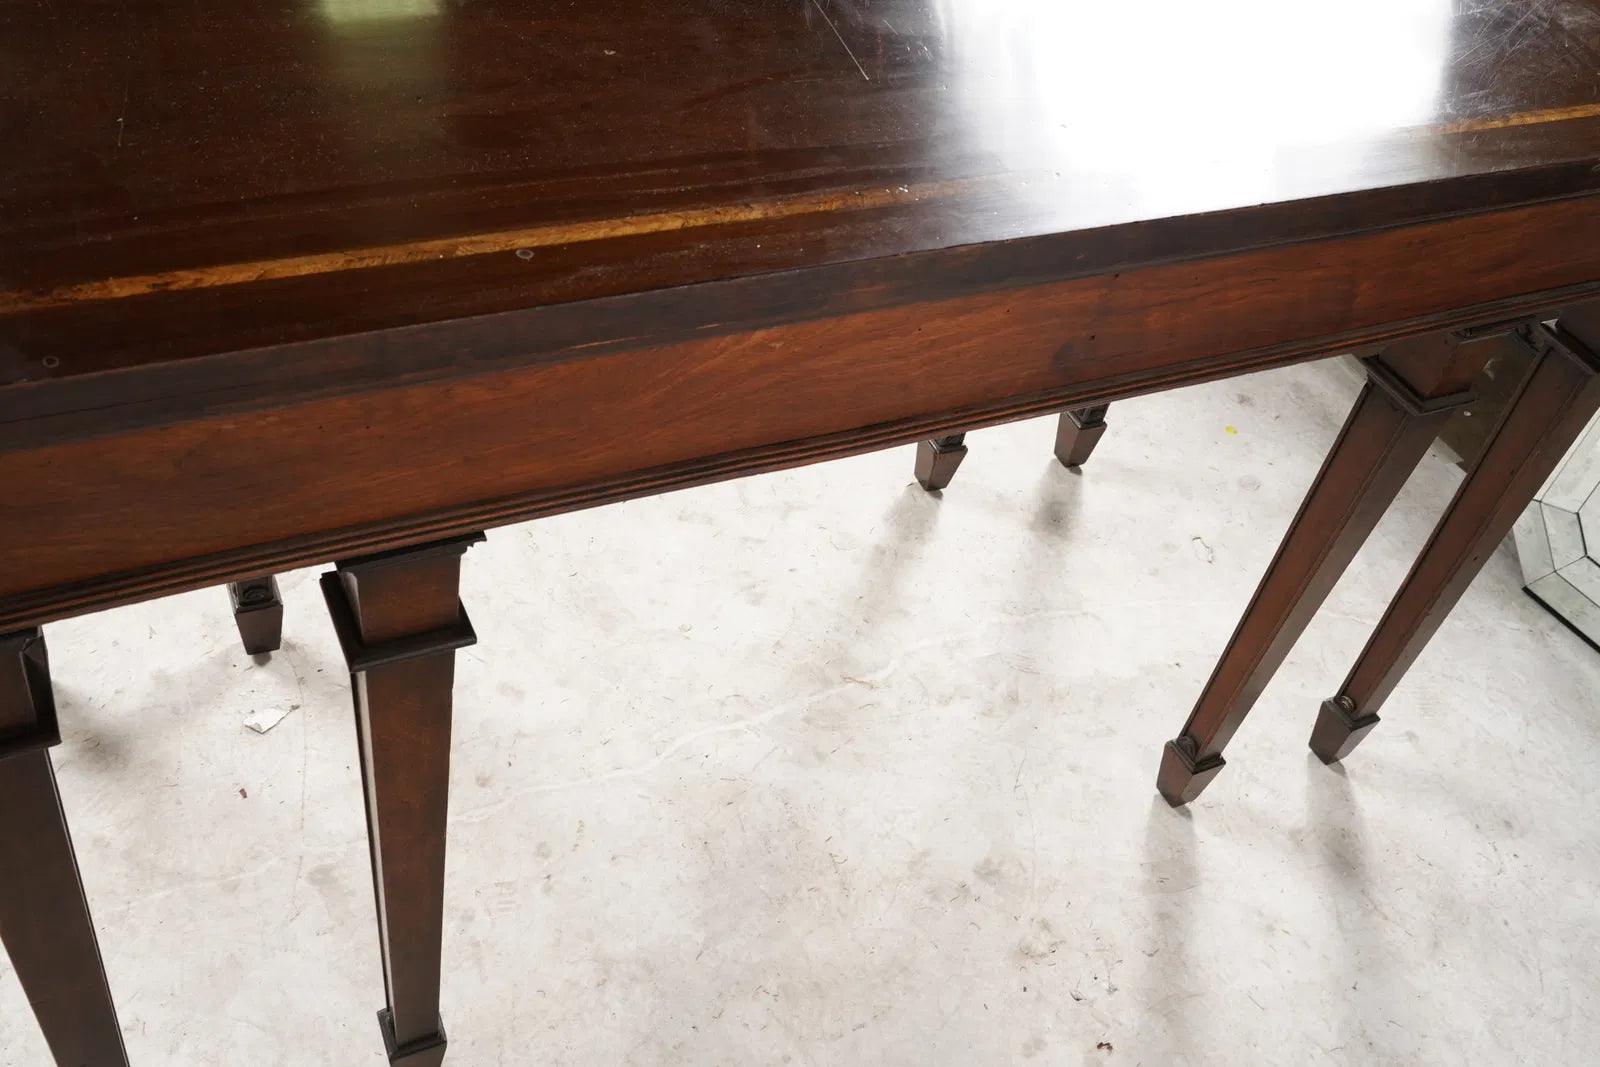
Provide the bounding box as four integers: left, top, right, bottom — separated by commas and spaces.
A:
1309, 697, 1381, 764
1054, 417, 1107, 468
1156, 740, 1225, 807
379, 1009, 447, 1067
914, 440, 968, 491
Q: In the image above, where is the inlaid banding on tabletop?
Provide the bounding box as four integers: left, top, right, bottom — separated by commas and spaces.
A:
7, 100, 1599, 320
1432, 102, 1600, 136
0, 178, 988, 315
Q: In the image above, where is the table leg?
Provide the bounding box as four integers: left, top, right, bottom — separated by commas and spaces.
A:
228, 576, 284, 656
1311, 313, 1600, 763
320, 534, 482, 1067
914, 433, 968, 490
1054, 404, 1110, 468
914, 402, 1111, 491
1157, 332, 1494, 805
0, 629, 129, 1067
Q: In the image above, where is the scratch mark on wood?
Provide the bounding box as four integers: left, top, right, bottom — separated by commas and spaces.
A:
811, 0, 870, 82
115, 82, 128, 150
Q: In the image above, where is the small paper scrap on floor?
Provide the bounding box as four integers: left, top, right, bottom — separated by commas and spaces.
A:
243, 704, 299, 734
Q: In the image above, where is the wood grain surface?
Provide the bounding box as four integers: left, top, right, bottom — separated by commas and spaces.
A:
3, 192, 1600, 629
4, 0, 1599, 399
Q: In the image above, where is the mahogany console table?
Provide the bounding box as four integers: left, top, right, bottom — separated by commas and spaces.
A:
4, 2, 1599, 1063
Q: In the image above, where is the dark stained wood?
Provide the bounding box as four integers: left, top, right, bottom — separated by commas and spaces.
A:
6, 195, 1600, 633
918, 399, 1109, 492
320, 536, 481, 1067
1436, 338, 1539, 471
914, 433, 967, 491
228, 576, 284, 657
3, 5, 1597, 430
1054, 405, 1110, 468
2, 3, 1600, 1060
3, 0, 1600, 403
1158, 331, 1499, 805
0, 629, 129, 1067
1312, 310, 1600, 763
9, 188, 1600, 455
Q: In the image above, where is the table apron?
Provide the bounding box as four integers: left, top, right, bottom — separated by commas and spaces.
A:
3, 195, 1600, 628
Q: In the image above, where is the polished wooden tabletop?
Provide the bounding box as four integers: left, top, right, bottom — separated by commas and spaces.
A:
3, 0, 1599, 397
3, 11, 1600, 1064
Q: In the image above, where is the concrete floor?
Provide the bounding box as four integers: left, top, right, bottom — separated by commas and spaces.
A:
4, 358, 1599, 1066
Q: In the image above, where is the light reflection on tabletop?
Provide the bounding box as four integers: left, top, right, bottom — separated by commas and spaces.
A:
1, 0, 1596, 357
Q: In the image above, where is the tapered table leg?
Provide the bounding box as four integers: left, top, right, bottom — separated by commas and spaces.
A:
1054, 404, 1110, 468
321, 534, 483, 1067
914, 433, 968, 490
0, 629, 129, 1067
1158, 332, 1496, 805
1312, 311, 1600, 764
229, 576, 284, 655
